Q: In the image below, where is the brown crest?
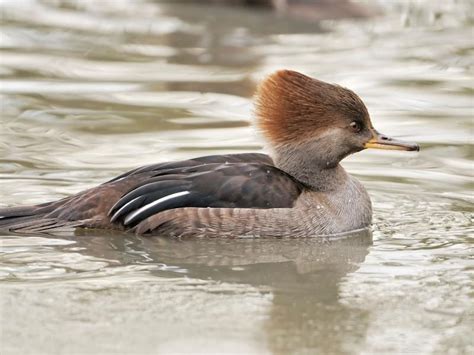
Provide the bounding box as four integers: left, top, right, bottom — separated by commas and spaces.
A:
255, 70, 369, 144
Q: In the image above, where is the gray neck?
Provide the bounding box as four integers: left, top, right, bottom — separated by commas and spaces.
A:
272, 142, 349, 191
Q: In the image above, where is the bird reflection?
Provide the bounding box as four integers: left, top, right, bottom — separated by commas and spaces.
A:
71, 230, 372, 353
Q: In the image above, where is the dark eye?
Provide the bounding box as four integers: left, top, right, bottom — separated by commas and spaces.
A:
350, 121, 361, 132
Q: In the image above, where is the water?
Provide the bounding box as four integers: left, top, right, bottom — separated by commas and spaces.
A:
0, 0, 473, 354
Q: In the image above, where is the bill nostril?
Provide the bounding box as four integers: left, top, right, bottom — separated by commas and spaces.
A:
381, 136, 389, 141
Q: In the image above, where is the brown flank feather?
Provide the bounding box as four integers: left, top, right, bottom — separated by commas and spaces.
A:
255, 70, 370, 145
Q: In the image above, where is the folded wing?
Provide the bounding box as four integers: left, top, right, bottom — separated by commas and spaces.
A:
108, 161, 303, 227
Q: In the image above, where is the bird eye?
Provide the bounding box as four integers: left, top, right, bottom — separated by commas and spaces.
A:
350, 121, 361, 132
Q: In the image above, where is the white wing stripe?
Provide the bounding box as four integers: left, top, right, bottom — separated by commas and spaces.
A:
111, 196, 142, 221
124, 191, 190, 225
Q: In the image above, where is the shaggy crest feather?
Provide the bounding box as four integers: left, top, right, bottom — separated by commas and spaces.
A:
255, 70, 370, 144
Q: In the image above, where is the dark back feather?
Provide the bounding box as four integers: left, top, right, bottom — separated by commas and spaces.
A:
0, 153, 302, 233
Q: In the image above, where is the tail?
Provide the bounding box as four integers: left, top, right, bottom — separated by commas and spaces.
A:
0, 201, 83, 234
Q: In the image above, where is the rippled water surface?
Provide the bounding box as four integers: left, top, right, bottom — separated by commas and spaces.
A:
1, 0, 473, 354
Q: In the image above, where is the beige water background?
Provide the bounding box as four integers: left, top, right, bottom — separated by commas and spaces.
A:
0, 0, 473, 354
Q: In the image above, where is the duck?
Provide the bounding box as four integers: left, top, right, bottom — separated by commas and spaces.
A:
0, 70, 418, 238
186, 0, 376, 21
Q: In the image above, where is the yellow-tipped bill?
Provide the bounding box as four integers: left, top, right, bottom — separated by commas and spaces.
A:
364, 130, 419, 151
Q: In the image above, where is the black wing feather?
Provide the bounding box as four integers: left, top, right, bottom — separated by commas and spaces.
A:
108, 159, 303, 227
123, 191, 216, 226
109, 180, 191, 218
0, 153, 295, 234
107, 153, 273, 183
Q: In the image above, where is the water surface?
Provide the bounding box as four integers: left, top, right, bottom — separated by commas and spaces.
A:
1, 0, 473, 354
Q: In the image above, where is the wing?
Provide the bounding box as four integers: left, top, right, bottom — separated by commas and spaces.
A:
0, 153, 277, 233
108, 161, 303, 227
107, 153, 274, 183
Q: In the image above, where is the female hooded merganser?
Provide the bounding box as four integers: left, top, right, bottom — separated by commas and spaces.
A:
0, 70, 418, 237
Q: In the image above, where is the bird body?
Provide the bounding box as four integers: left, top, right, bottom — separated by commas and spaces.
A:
0, 70, 418, 237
